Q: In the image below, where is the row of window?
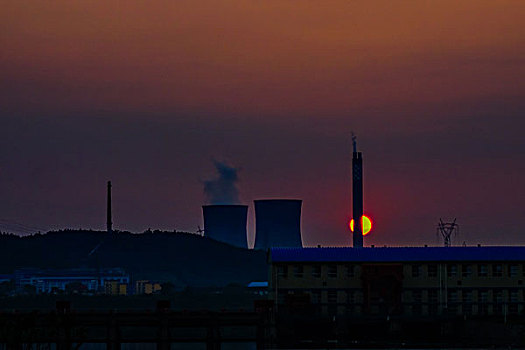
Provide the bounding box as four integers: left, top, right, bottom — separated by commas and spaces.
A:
411, 263, 522, 278
278, 289, 524, 305
276, 263, 524, 279
405, 289, 522, 303
276, 264, 356, 278
279, 289, 363, 304
412, 303, 522, 316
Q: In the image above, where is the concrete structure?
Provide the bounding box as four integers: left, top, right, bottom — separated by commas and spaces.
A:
352, 136, 363, 248
202, 205, 248, 248
14, 268, 129, 294
254, 199, 302, 250
269, 246, 525, 317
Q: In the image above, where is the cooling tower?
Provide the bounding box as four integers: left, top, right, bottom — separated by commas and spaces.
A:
254, 199, 302, 250
202, 205, 248, 248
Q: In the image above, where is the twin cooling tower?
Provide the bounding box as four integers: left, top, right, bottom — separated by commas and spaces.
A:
202, 199, 302, 249
202, 205, 248, 248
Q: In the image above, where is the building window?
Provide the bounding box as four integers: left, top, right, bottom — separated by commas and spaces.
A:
495, 290, 504, 303
346, 265, 355, 278
293, 265, 304, 278
411, 264, 422, 277
448, 289, 458, 303
509, 264, 519, 277
428, 264, 437, 277
463, 290, 473, 303
428, 289, 438, 304
311, 265, 321, 278
478, 264, 488, 277
462, 264, 473, 277
479, 290, 489, 303
311, 290, 321, 304
493, 264, 503, 277
447, 264, 457, 277
412, 290, 422, 303
328, 265, 337, 278
277, 265, 287, 278
347, 291, 355, 304
509, 291, 519, 314
327, 290, 337, 303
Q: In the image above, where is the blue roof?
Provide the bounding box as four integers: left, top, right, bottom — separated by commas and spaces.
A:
247, 281, 269, 288
270, 246, 525, 263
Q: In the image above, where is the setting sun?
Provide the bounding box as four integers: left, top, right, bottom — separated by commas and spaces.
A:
349, 215, 372, 235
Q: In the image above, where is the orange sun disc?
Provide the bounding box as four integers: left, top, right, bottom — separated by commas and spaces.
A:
349, 215, 372, 235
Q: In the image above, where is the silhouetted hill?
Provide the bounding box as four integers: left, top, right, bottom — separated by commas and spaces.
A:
0, 230, 267, 287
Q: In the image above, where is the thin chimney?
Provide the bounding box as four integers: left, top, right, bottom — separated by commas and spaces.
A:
107, 181, 112, 234
352, 134, 363, 248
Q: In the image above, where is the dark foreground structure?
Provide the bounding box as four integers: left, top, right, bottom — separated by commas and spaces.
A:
3, 299, 525, 349
202, 205, 248, 248
0, 302, 272, 350
254, 199, 302, 250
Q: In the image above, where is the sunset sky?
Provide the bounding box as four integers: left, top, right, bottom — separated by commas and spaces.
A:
1, 1, 524, 247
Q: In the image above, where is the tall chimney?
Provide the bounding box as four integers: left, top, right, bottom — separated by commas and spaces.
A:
352, 135, 363, 248
107, 181, 112, 234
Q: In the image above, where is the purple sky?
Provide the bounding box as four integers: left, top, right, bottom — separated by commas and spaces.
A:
1, 1, 524, 247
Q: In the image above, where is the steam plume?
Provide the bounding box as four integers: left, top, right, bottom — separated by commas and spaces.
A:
204, 161, 240, 204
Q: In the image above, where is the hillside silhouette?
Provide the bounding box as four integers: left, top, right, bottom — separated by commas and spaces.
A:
0, 230, 267, 287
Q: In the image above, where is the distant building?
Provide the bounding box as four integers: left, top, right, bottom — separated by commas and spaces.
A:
269, 246, 525, 317
104, 280, 128, 296
135, 280, 162, 295
247, 281, 268, 296
14, 268, 129, 294
0, 275, 12, 284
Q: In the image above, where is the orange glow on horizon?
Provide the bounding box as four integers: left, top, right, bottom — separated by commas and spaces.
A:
349, 215, 372, 236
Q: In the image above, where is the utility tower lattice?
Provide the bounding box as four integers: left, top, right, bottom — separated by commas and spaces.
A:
196, 226, 204, 236
437, 218, 459, 247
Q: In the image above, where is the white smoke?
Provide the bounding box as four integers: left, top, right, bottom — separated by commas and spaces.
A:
203, 160, 240, 204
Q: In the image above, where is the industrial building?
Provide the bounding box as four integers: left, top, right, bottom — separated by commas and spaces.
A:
135, 280, 162, 294
202, 205, 248, 248
14, 268, 130, 294
269, 246, 525, 317
254, 199, 302, 250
